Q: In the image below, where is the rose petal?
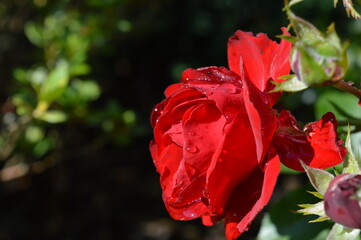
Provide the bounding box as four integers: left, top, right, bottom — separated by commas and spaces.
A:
165, 83, 183, 97
165, 103, 227, 220
205, 111, 259, 216
273, 111, 346, 171
227, 28, 291, 93
181, 67, 242, 86
243, 80, 277, 163
223, 152, 280, 240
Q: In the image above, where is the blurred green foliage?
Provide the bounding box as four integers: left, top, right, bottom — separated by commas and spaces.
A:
1, 0, 137, 166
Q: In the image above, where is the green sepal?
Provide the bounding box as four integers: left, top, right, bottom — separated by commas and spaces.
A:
297, 201, 328, 223
270, 75, 308, 92
326, 223, 361, 240
300, 161, 334, 196
342, 126, 361, 174
307, 191, 324, 199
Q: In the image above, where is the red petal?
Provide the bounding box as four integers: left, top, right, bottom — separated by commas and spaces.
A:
165, 83, 183, 97
182, 67, 277, 216
273, 111, 346, 171
165, 103, 227, 220
227, 28, 291, 93
205, 112, 259, 216
181, 66, 242, 86
223, 152, 281, 240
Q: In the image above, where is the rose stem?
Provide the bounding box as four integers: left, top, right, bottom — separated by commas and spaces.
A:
333, 80, 361, 99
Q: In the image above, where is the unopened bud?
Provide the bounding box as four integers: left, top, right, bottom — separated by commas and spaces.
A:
324, 173, 361, 229
286, 6, 348, 86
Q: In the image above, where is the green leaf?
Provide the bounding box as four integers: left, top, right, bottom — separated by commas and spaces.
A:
69, 63, 91, 76
270, 75, 308, 92
38, 110, 67, 123
24, 22, 43, 47
326, 224, 361, 240
343, 126, 361, 174
315, 90, 361, 121
72, 80, 101, 101
39, 59, 70, 104
301, 161, 334, 195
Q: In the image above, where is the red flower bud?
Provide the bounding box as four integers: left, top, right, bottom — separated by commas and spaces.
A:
324, 173, 361, 229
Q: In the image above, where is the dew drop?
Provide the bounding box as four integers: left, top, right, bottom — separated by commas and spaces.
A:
186, 145, 198, 153
183, 210, 196, 218
202, 90, 213, 95
154, 108, 159, 112
218, 158, 223, 163
187, 132, 196, 136
224, 114, 233, 123
221, 82, 237, 93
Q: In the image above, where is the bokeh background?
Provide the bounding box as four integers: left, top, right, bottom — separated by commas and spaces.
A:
0, 0, 361, 239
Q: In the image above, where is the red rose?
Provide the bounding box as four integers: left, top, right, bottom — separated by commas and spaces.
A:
150, 28, 346, 240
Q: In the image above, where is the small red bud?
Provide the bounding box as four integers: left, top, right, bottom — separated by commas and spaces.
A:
324, 173, 361, 229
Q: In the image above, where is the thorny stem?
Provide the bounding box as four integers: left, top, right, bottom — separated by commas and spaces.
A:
333, 80, 361, 99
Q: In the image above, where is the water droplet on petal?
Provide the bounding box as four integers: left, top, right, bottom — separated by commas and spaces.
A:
187, 132, 196, 136
218, 158, 223, 163
220, 82, 237, 93
183, 210, 196, 218
186, 145, 198, 153
202, 90, 213, 95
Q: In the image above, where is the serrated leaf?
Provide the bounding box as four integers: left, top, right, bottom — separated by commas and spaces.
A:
343, 126, 361, 174
270, 75, 308, 92
301, 161, 334, 195
297, 201, 328, 222
326, 223, 361, 240
307, 191, 324, 199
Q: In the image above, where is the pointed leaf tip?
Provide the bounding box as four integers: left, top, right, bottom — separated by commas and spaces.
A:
300, 160, 334, 195
343, 126, 360, 174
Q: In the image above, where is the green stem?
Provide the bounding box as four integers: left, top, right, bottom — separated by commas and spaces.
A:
333, 80, 361, 99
